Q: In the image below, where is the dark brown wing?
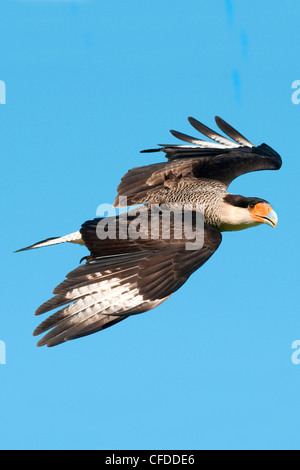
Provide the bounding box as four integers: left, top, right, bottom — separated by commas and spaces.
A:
114, 116, 282, 207
33, 207, 222, 347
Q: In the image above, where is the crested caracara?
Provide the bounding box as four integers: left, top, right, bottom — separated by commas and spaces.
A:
16, 116, 282, 346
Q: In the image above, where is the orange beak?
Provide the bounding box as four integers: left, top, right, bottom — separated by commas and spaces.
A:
249, 203, 278, 228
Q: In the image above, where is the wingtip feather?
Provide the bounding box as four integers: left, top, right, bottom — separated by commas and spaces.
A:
215, 116, 254, 147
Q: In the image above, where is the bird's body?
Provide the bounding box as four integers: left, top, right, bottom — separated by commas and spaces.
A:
16, 116, 282, 347
139, 177, 226, 228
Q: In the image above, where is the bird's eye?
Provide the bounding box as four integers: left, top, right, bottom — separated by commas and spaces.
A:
248, 203, 255, 210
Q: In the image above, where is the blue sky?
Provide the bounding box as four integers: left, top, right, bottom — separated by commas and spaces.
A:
1, 0, 300, 450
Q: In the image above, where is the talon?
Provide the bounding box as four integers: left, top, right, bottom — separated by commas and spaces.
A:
80, 256, 91, 264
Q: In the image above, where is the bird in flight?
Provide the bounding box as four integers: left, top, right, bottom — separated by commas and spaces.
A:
16, 116, 282, 347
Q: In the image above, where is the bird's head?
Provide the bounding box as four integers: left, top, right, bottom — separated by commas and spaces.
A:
219, 194, 278, 231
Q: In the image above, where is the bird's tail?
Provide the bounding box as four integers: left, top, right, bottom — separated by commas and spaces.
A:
14, 231, 84, 252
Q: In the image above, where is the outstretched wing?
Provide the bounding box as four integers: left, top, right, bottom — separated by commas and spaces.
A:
33, 208, 222, 347
114, 116, 282, 207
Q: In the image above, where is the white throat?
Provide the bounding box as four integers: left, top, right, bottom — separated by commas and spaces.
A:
218, 201, 261, 232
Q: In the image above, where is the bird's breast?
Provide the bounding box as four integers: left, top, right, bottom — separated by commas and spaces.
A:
149, 178, 226, 227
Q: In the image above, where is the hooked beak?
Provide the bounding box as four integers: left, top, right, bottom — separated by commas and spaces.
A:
251, 203, 278, 228
263, 209, 278, 228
